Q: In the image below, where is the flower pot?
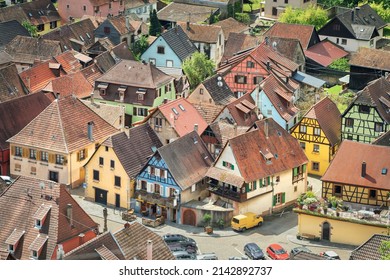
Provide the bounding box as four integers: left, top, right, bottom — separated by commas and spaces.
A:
205, 226, 213, 234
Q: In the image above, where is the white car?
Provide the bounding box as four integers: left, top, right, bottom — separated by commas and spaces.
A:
0, 176, 14, 185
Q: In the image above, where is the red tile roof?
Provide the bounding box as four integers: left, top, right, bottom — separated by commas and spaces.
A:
229, 118, 308, 182
303, 97, 341, 146
349, 47, 390, 71
222, 93, 258, 127
321, 140, 390, 190
53, 50, 83, 74
305, 39, 349, 67
0, 176, 98, 260
8, 95, 118, 153
80, 64, 103, 86
158, 98, 208, 137
212, 17, 250, 40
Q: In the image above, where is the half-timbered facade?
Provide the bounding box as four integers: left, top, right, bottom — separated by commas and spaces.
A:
321, 140, 390, 208
135, 132, 213, 224
206, 118, 308, 215
291, 97, 341, 176
342, 76, 390, 144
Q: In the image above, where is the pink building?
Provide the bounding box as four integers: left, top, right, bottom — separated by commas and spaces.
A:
58, 0, 125, 22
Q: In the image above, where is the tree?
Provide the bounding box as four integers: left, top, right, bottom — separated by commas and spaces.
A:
182, 52, 215, 89
279, 5, 328, 30
22, 20, 38, 38
379, 240, 390, 260
132, 35, 149, 61
235, 13, 251, 25
149, 9, 162, 36
328, 57, 350, 72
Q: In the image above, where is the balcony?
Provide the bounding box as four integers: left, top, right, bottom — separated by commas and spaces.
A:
134, 189, 176, 208
208, 180, 247, 202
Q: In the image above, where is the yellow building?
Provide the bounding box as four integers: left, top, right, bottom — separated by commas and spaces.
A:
84, 123, 163, 209
291, 97, 341, 176
8, 96, 118, 188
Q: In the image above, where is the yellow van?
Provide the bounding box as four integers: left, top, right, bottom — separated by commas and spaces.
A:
231, 212, 263, 232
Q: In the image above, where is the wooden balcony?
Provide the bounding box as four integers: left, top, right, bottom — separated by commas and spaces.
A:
134, 189, 176, 208
208, 181, 247, 202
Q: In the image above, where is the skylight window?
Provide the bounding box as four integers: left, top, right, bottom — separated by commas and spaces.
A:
172, 108, 179, 115
382, 168, 388, 175
178, 104, 185, 111
79, 35, 85, 42
86, 33, 91, 39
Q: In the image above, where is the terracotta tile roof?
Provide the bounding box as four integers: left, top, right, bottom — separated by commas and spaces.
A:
192, 103, 224, 124
290, 251, 328, 260
349, 76, 390, 123
158, 131, 213, 189
0, 63, 28, 102
81, 100, 124, 128
158, 98, 208, 137
350, 47, 390, 71
321, 140, 390, 190
206, 166, 244, 187
222, 32, 259, 61
303, 97, 341, 146
93, 51, 117, 73
89, 0, 110, 6
202, 74, 237, 106
64, 231, 125, 260
108, 15, 134, 35
0, 20, 31, 49
229, 118, 308, 182
33, 204, 52, 221
124, 0, 157, 9
42, 71, 94, 99
114, 222, 175, 260
222, 93, 258, 127
157, 2, 218, 24
5, 229, 25, 245
177, 22, 222, 44
264, 37, 303, 65
103, 123, 163, 178
0, 93, 52, 150
261, 74, 299, 122
7, 95, 118, 153
263, 22, 317, 50
129, 20, 149, 36
19, 60, 67, 93
350, 234, 390, 260
21, 0, 61, 25
212, 17, 250, 40
0, 176, 98, 260
80, 64, 104, 86
305, 39, 349, 67
0, 5, 29, 25
53, 50, 84, 74
208, 120, 249, 147
4, 35, 61, 63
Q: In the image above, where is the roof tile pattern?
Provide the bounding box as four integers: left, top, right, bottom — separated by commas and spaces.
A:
305, 40, 349, 67
350, 234, 390, 260
177, 22, 222, 43
212, 17, 249, 40
349, 47, 390, 71
223, 93, 258, 127
0, 63, 28, 102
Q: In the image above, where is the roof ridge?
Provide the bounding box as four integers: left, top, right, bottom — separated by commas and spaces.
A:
55, 99, 69, 153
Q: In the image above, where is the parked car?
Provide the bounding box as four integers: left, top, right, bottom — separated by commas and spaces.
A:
319, 250, 340, 260
167, 243, 197, 255
196, 253, 218, 260
163, 234, 197, 250
0, 176, 14, 185
173, 251, 196, 260
266, 243, 289, 260
290, 246, 312, 257
244, 243, 265, 260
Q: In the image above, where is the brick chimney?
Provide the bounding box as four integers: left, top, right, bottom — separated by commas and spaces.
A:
146, 240, 153, 260
361, 162, 366, 177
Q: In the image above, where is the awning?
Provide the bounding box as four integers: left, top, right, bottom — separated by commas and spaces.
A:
293, 71, 325, 89
206, 167, 244, 187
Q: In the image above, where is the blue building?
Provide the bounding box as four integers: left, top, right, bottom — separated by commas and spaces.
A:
135, 131, 213, 224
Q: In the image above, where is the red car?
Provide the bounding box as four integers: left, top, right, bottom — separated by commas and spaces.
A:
266, 243, 289, 260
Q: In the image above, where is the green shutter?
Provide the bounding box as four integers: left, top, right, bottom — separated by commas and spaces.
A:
222, 161, 226, 167
293, 167, 298, 176
267, 177, 271, 185
273, 195, 277, 206
245, 183, 250, 192
259, 179, 263, 188
282, 192, 286, 203
303, 164, 306, 173
253, 181, 257, 190
231, 164, 234, 170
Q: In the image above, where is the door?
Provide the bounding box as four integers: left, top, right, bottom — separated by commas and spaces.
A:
95, 188, 108, 205
322, 221, 330, 241
49, 171, 59, 183
183, 209, 196, 226
115, 194, 120, 208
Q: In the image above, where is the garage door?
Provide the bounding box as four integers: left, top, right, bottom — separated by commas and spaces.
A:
94, 188, 108, 205
182, 209, 196, 226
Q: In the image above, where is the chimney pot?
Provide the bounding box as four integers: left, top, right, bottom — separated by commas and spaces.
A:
90, 92, 94, 104
186, 21, 190, 31
264, 119, 269, 138
87, 121, 94, 141
194, 124, 198, 133
146, 240, 153, 260
361, 161, 366, 177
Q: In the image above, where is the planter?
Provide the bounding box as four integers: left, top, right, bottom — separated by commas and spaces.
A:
204, 226, 213, 234
323, 208, 328, 215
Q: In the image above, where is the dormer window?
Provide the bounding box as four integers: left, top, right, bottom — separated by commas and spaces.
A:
5, 229, 25, 254
137, 88, 146, 101
35, 219, 42, 229
8, 244, 14, 253
31, 250, 38, 259
98, 83, 108, 95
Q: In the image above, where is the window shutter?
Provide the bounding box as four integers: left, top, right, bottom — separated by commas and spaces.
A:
133, 107, 137, 115
85, 149, 88, 158
231, 164, 234, 170
11, 146, 15, 156
282, 192, 286, 204
259, 179, 263, 188
36, 151, 40, 161
63, 156, 67, 166
23, 148, 28, 158
49, 153, 54, 163
222, 161, 226, 167
293, 167, 298, 176
77, 152, 80, 161
253, 180, 257, 190
245, 183, 250, 192
267, 177, 271, 185
273, 195, 277, 206
303, 164, 306, 173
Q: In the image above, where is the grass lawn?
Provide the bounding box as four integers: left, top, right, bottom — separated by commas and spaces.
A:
324, 85, 354, 113
384, 26, 390, 38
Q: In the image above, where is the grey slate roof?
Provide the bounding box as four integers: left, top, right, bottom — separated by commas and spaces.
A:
0, 63, 28, 102
158, 131, 214, 190
350, 234, 390, 260
103, 123, 163, 178
372, 130, 390, 147
94, 50, 117, 73
0, 20, 30, 50
160, 25, 198, 62
202, 74, 236, 106
290, 251, 328, 260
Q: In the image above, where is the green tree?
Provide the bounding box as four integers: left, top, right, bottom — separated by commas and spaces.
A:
379, 240, 390, 260
235, 13, 251, 25
22, 20, 38, 38
279, 5, 328, 30
368, 1, 390, 22
328, 58, 350, 72
149, 9, 162, 36
132, 35, 149, 61
182, 52, 215, 89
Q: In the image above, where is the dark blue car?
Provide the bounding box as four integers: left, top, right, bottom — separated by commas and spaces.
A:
244, 243, 265, 260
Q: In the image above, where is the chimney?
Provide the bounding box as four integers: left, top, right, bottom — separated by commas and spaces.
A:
266, 61, 270, 71
56, 245, 64, 260
125, 16, 130, 31
361, 161, 366, 177
264, 119, 269, 138
78, 233, 85, 245
56, 92, 60, 100
186, 21, 190, 31
90, 92, 94, 104
146, 240, 153, 260
351, 10, 355, 23
66, 204, 73, 226
87, 121, 94, 141
194, 124, 198, 134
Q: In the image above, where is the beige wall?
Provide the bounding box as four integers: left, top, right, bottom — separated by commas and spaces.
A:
264, 0, 316, 18
187, 84, 216, 106
148, 111, 180, 145
296, 210, 388, 246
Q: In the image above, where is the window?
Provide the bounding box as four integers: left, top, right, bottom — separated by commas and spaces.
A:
55, 154, 64, 165
253, 76, 263, 84
313, 127, 321, 136
276, 176, 280, 183
31, 250, 38, 259
334, 185, 342, 196
374, 122, 383, 132
247, 61, 255, 68
15, 163, 21, 172
267, 109, 272, 115
104, 27, 110, 34
105, 146, 109, 152
200, 88, 204, 95
154, 184, 160, 193
109, 1, 112, 9
234, 75, 247, 84
272, 7, 277, 16
165, 83, 172, 93
83, 5, 86, 11
333, 24, 340, 31
157, 46, 165, 54
341, 39, 347, 45
93, 170, 100, 181
178, 104, 185, 111
312, 162, 320, 171
155, 117, 162, 128
15, 146, 22, 157
110, 160, 115, 169
273, 193, 285, 206
313, 144, 320, 153
31, 166, 36, 175
149, 58, 156, 65
166, 60, 173, 67
78, 149, 86, 161
359, 105, 370, 114
369, 189, 376, 199
99, 157, 104, 166
41, 151, 48, 162
94, 6, 99, 13
114, 176, 121, 187
29, 149, 37, 160
300, 142, 306, 150
67, 4, 69, 9
345, 118, 354, 127
120, 0, 123, 5
35, 219, 41, 229
37, 24, 44, 32
172, 108, 179, 115
222, 161, 234, 170
284, 0, 288, 3
50, 21, 57, 29
299, 125, 307, 134
137, 108, 148, 116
